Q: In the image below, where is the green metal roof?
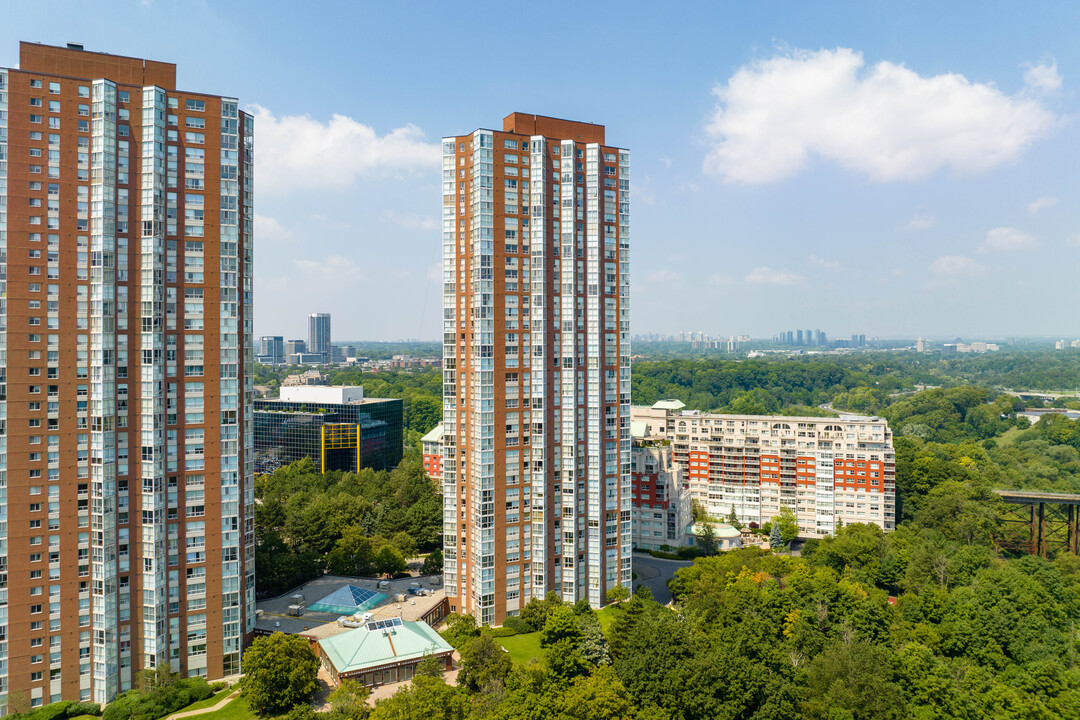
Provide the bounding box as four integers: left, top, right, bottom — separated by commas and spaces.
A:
319, 620, 452, 674
630, 421, 649, 439
652, 399, 686, 410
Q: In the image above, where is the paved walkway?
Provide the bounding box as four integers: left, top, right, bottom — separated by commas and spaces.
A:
165, 687, 241, 720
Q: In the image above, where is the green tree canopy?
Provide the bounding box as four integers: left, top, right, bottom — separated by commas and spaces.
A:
240, 633, 320, 716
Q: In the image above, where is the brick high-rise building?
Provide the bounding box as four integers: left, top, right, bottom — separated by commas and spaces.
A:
0, 43, 254, 708
441, 113, 631, 625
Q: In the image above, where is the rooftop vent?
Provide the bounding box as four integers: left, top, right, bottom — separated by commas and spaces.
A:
67, 43, 84, 51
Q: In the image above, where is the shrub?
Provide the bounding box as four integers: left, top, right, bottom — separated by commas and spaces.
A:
102, 677, 214, 720
9, 700, 101, 720
502, 614, 533, 635
486, 626, 518, 638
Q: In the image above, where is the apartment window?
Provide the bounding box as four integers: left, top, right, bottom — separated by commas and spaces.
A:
186, 99, 205, 112
118, 90, 129, 103
48, 82, 60, 94
30, 79, 42, 88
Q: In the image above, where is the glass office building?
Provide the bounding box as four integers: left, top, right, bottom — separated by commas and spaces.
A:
253, 397, 403, 474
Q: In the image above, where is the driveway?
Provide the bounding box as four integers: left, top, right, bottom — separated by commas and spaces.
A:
631, 554, 693, 604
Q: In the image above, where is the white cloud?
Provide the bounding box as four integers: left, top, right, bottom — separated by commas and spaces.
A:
809, 254, 840, 269
1065, 234, 1080, 248
381, 209, 438, 231
254, 214, 291, 242
929, 255, 985, 276
250, 105, 440, 195
293, 254, 365, 283
745, 266, 802, 285
1023, 60, 1062, 93
708, 273, 733, 286
704, 47, 1060, 183
903, 213, 937, 231
1027, 196, 1058, 214
980, 226, 1038, 252
648, 269, 681, 283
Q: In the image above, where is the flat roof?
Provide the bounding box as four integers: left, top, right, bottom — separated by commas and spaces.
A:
255, 574, 446, 637
255, 397, 399, 407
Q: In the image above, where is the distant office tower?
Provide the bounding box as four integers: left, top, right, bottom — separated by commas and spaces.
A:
633, 401, 896, 536
0, 42, 254, 706
805, 329, 813, 346
441, 113, 631, 625
796, 330, 803, 345
259, 335, 284, 364
285, 338, 306, 362
916, 337, 926, 353
308, 313, 331, 361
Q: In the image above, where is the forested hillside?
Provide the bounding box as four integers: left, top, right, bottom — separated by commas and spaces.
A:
377, 489, 1080, 719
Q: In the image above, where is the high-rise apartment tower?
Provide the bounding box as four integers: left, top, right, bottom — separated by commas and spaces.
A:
441, 113, 631, 625
0, 43, 254, 708
307, 312, 330, 361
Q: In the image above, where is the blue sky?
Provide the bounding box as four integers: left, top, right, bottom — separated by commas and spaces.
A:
3, 0, 1078, 341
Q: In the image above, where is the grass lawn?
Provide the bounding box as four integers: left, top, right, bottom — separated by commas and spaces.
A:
182, 687, 237, 713
996, 426, 1023, 446
596, 605, 617, 634
497, 631, 545, 665
496, 605, 621, 665
189, 696, 255, 720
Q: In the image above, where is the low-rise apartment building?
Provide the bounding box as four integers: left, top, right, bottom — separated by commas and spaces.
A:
629, 441, 689, 550
631, 401, 896, 537
421, 424, 444, 483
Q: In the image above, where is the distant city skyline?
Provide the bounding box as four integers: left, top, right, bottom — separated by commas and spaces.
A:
6, 2, 1076, 339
